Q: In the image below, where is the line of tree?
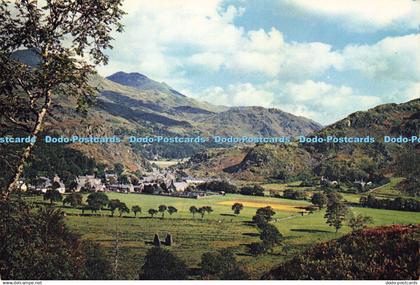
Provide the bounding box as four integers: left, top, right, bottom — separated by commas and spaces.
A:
239, 185, 264, 196
282, 189, 307, 200
147, 205, 178, 218
197, 181, 238, 193
360, 194, 420, 212
189, 205, 213, 219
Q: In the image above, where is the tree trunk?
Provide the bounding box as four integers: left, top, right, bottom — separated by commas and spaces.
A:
4, 91, 52, 199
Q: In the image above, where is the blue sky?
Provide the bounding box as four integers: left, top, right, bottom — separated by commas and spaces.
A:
97, 0, 420, 125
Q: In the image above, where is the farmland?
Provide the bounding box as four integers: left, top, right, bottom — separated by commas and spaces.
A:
24, 191, 420, 279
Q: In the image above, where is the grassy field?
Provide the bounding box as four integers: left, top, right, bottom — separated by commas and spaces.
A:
25, 192, 420, 279
152, 159, 187, 169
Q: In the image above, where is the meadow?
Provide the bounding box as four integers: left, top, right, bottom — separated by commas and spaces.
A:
24, 190, 420, 279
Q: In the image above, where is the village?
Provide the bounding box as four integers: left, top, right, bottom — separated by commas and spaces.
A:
19, 167, 225, 199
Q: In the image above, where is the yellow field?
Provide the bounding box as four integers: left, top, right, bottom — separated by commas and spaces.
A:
152, 159, 186, 168
217, 199, 307, 212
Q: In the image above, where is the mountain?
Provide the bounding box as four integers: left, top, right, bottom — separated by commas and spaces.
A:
7, 49, 322, 173
107, 71, 186, 98
182, 99, 420, 181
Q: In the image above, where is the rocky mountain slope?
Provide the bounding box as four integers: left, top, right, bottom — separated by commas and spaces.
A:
183, 99, 420, 181
7, 50, 322, 173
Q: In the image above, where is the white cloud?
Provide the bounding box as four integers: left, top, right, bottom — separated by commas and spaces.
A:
188, 52, 226, 71
196, 80, 383, 124
277, 80, 381, 123
395, 82, 420, 101
103, 1, 342, 81
96, 1, 419, 125
341, 34, 420, 81
282, 0, 420, 32
198, 83, 274, 108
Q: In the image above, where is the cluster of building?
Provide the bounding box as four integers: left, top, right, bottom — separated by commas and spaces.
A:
25, 169, 214, 198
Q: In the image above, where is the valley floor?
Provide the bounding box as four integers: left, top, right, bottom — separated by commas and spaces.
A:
24, 192, 419, 279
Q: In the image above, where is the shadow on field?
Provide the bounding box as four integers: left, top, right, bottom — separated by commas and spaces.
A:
242, 232, 260, 237
220, 213, 236, 217
290, 228, 330, 233
242, 221, 256, 227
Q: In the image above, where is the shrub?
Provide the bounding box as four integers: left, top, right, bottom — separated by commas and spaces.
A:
239, 185, 265, 196
263, 224, 420, 280
197, 181, 238, 193
140, 247, 188, 280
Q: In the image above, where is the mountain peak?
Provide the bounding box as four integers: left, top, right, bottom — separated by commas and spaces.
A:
107, 71, 151, 87
106, 71, 186, 98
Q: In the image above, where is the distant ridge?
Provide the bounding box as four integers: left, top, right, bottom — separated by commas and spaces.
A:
107, 71, 186, 97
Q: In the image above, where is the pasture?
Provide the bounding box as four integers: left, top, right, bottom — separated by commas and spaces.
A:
25, 192, 420, 279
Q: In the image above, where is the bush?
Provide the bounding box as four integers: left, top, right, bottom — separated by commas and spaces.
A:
263, 224, 419, 280
197, 181, 238, 193
0, 200, 110, 279
140, 247, 188, 280
248, 242, 266, 255
240, 185, 265, 196
200, 249, 249, 280
282, 189, 307, 200
360, 194, 420, 212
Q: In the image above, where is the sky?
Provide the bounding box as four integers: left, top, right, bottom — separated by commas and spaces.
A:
97, 0, 420, 125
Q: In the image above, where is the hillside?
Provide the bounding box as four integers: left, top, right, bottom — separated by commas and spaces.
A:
6, 50, 322, 174
197, 106, 321, 137
263, 224, 419, 280
182, 99, 420, 181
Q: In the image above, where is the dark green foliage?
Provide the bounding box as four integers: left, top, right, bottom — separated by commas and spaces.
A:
63, 192, 83, 208
113, 163, 125, 176
231, 203, 244, 215
248, 242, 266, 255
108, 199, 122, 216
82, 241, 113, 280
106, 198, 129, 216
311, 192, 327, 209
0, 200, 109, 279
198, 206, 213, 219
197, 181, 238, 193
86, 192, 109, 212
260, 224, 283, 250
348, 214, 374, 231
148, 208, 158, 217
189, 205, 198, 218
324, 192, 349, 232
158, 204, 167, 218
140, 247, 188, 280
282, 189, 307, 200
117, 202, 130, 217
200, 249, 249, 280
43, 189, 62, 204
264, 225, 419, 280
239, 185, 264, 196
1, 0, 125, 195
131, 205, 141, 216
360, 194, 420, 212
255, 206, 276, 221
167, 206, 178, 216
396, 177, 420, 197
252, 214, 269, 228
